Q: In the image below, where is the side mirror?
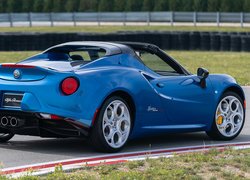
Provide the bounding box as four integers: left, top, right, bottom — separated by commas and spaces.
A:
197, 67, 209, 88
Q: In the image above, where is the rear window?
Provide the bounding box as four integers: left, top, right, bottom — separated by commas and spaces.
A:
25, 45, 107, 66
69, 48, 106, 62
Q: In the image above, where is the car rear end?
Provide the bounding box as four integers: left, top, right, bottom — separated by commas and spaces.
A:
0, 64, 89, 138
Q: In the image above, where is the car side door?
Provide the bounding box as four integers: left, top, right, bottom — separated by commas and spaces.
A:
150, 75, 215, 127
139, 48, 215, 128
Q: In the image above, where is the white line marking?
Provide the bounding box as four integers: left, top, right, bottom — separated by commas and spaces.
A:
2, 141, 250, 178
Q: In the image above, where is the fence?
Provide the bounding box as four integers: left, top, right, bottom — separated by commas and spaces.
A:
1, 12, 250, 27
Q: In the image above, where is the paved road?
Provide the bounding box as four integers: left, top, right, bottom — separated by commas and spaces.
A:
0, 87, 249, 168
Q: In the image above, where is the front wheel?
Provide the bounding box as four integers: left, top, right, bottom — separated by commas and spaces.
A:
0, 133, 14, 143
90, 96, 132, 152
206, 91, 245, 140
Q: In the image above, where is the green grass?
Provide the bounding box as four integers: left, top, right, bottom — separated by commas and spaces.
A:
1, 148, 250, 179
0, 52, 39, 63
1, 25, 250, 33
0, 51, 249, 85
168, 51, 250, 86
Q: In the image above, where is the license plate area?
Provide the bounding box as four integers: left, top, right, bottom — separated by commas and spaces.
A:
2, 93, 23, 108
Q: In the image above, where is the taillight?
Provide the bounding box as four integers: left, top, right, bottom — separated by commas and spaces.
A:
61, 77, 79, 95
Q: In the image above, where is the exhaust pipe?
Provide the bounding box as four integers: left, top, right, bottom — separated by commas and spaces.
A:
1, 116, 8, 126
10, 117, 18, 127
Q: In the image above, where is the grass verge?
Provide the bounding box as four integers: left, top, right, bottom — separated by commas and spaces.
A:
1, 26, 250, 33
168, 51, 250, 86
0, 51, 248, 85
1, 148, 250, 179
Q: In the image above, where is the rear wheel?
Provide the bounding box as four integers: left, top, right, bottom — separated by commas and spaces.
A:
90, 96, 132, 152
206, 91, 245, 140
0, 133, 14, 143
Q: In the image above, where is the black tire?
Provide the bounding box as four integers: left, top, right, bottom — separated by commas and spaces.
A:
90, 96, 132, 153
0, 133, 14, 143
206, 91, 245, 140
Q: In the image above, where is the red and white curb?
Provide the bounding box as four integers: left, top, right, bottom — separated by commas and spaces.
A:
1, 141, 250, 178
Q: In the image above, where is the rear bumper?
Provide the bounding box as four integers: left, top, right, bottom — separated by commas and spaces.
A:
0, 74, 95, 127
0, 110, 89, 138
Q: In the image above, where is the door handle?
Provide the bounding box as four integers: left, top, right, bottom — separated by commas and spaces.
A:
156, 83, 164, 88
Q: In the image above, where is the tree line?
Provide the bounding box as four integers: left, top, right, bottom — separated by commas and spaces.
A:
1, 0, 250, 13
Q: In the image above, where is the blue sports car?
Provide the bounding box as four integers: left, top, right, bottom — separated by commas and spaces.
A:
0, 42, 246, 152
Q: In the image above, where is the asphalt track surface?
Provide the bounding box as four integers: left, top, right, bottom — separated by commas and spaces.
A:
0, 87, 249, 169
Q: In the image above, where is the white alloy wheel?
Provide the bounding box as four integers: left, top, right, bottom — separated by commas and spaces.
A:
215, 95, 244, 137
102, 100, 131, 149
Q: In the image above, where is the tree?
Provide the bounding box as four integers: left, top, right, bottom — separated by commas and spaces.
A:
154, 0, 169, 11
243, 0, 250, 12
89, 0, 98, 12
0, 0, 4, 13
43, 0, 54, 12
2, 0, 7, 12
98, 0, 113, 11
125, 0, 143, 11
0, 0, 246, 13
207, 0, 220, 12
33, 0, 44, 12
114, 0, 126, 11
142, 0, 154, 11
182, 0, 194, 11
52, 0, 66, 12
79, 0, 90, 12
168, 0, 182, 11
22, 0, 34, 12
78, 0, 99, 12
220, 0, 232, 12
65, 0, 80, 12
231, 0, 243, 12
7, 0, 23, 12
193, 0, 207, 11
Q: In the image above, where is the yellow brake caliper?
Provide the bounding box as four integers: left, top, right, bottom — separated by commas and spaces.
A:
216, 113, 224, 125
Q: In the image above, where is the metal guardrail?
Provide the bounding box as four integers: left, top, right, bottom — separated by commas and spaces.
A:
1, 12, 250, 27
